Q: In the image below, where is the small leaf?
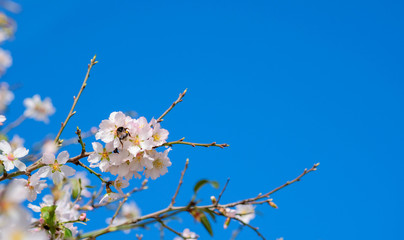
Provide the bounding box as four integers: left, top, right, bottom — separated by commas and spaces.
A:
64, 228, 73, 238
41, 205, 57, 234
203, 209, 216, 222
71, 179, 81, 200
200, 214, 214, 236
193, 179, 219, 194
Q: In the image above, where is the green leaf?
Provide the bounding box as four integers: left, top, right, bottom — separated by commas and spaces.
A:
64, 228, 73, 238
200, 214, 214, 236
71, 179, 81, 200
41, 205, 57, 234
203, 209, 216, 222
193, 179, 219, 194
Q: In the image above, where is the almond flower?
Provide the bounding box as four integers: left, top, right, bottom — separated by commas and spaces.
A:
0, 140, 28, 171
235, 204, 255, 224
144, 148, 172, 180
23, 94, 55, 123
173, 229, 199, 240
33, 151, 75, 184
14, 175, 47, 202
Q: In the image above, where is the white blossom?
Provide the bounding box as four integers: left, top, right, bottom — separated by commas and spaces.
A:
10, 134, 25, 150
0, 140, 28, 171
14, 175, 47, 202
235, 204, 255, 224
33, 151, 75, 184
144, 148, 172, 180
174, 229, 199, 240
23, 94, 55, 123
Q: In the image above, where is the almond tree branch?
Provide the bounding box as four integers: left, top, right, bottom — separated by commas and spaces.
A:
79, 163, 319, 239
110, 196, 128, 226
54, 55, 98, 145
231, 217, 265, 240
0, 151, 92, 181
162, 138, 229, 149
216, 178, 230, 206
157, 89, 187, 123
169, 158, 189, 208
1, 114, 26, 134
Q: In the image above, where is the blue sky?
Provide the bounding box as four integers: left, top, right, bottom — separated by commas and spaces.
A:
2, 0, 404, 239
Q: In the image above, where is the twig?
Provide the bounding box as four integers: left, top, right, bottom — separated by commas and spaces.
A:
75, 160, 106, 183
54, 55, 98, 145
217, 178, 230, 206
157, 89, 187, 123
230, 225, 244, 240
75, 127, 86, 154
162, 139, 229, 149
156, 219, 185, 239
110, 196, 128, 226
0, 151, 92, 181
1, 114, 26, 134
169, 159, 189, 208
232, 217, 265, 240
79, 163, 319, 239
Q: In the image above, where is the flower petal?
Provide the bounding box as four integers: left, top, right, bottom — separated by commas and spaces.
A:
60, 165, 75, 177
0, 140, 11, 153
57, 151, 69, 164
13, 160, 26, 171
14, 147, 29, 158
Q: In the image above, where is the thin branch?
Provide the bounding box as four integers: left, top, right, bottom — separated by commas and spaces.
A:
75, 127, 86, 155
157, 219, 186, 239
79, 163, 319, 239
0, 151, 92, 181
1, 114, 26, 134
54, 55, 98, 144
217, 178, 230, 206
75, 160, 106, 183
162, 138, 229, 149
157, 89, 187, 123
110, 196, 128, 226
169, 159, 189, 208
231, 217, 265, 240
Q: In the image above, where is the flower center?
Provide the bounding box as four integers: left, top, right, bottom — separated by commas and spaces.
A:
153, 159, 163, 169
34, 103, 47, 114
52, 162, 61, 172
7, 153, 14, 161
153, 133, 160, 142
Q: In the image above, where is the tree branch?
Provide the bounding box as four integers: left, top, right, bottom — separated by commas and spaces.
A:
54, 55, 98, 145
157, 89, 187, 123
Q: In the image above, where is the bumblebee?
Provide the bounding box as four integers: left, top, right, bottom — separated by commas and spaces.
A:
116, 126, 130, 147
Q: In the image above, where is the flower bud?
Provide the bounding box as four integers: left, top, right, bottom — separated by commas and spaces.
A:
79, 213, 87, 221
268, 201, 278, 209
223, 217, 231, 229
210, 196, 217, 204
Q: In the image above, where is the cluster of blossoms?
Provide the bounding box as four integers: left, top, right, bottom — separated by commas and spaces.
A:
89, 111, 171, 183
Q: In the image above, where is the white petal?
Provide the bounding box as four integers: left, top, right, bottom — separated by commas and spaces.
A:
92, 142, 103, 153
42, 153, 55, 164
0, 140, 11, 153
13, 147, 29, 158
34, 166, 50, 178
52, 172, 63, 184
57, 151, 69, 164
3, 160, 14, 171
60, 165, 75, 177
13, 160, 26, 171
